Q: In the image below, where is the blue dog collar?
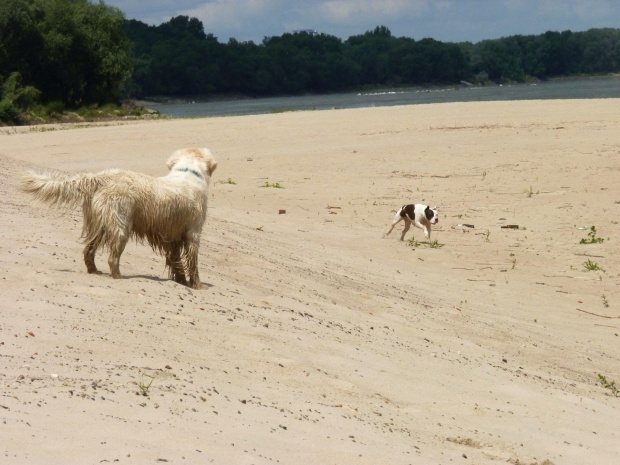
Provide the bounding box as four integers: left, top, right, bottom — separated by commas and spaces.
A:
176, 168, 203, 179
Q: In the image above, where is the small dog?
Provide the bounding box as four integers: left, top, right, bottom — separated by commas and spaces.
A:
384, 204, 439, 241
20, 148, 217, 289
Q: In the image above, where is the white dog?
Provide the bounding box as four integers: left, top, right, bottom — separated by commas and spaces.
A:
20, 148, 217, 289
384, 204, 439, 241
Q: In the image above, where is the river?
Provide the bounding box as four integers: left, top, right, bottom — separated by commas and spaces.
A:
149, 76, 620, 118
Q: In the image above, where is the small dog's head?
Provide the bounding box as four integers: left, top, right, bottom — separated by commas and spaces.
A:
425, 206, 439, 224
167, 147, 218, 178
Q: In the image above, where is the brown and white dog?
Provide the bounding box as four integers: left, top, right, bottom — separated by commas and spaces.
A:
20, 148, 217, 289
384, 204, 439, 241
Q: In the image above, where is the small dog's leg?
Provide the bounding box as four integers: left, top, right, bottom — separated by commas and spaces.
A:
384, 216, 402, 238
400, 219, 411, 241
424, 225, 431, 240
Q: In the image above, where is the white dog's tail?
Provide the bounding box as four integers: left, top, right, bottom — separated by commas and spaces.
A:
20, 170, 105, 212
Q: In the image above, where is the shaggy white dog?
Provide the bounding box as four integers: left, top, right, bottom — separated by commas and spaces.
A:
20, 148, 217, 289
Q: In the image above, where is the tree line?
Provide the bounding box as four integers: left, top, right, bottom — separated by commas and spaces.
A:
1, 0, 620, 123
127, 20, 620, 98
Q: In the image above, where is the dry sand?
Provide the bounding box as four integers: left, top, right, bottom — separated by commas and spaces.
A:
1, 99, 619, 464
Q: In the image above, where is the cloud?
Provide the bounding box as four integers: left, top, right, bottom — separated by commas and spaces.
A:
105, 0, 207, 25
180, 0, 432, 41
180, 0, 283, 40
105, 0, 620, 43
318, 0, 428, 25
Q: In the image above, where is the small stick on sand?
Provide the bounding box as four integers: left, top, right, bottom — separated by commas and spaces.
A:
576, 308, 620, 319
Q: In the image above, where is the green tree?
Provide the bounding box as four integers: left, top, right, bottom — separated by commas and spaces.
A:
37, 0, 132, 105
345, 26, 396, 85
473, 37, 525, 82
0, 0, 132, 107
580, 28, 620, 73
0, 0, 46, 85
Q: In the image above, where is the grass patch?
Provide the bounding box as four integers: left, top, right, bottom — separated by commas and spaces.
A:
602, 294, 609, 308
138, 375, 154, 396
580, 226, 604, 244
407, 237, 420, 248
262, 181, 284, 188
407, 237, 444, 249
583, 259, 605, 272
598, 374, 619, 397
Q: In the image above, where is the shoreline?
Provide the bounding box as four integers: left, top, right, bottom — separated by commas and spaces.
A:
3, 74, 618, 129
137, 73, 620, 106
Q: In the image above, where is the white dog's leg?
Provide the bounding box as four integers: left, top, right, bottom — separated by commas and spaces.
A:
184, 233, 202, 289
400, 218, 412, 241
166, 242, 187, 285
105, 200, 131, 279
108, 234, 128, 279
82, 205, 102, 274
83, 234, 103, 274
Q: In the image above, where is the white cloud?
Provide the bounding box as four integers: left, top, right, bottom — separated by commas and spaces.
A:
105, 0, 620, 43
180, 0, 278, 39
318, 0, 428, 24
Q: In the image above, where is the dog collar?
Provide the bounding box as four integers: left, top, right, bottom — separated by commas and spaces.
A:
176, 168, 203, 179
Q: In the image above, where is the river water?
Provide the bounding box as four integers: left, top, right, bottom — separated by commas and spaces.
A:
150, 76, 620, 118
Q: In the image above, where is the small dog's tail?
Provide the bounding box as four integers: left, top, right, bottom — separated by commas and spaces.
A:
20, 170, 104, 212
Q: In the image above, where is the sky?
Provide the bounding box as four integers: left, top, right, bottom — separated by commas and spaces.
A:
103, 0, 620, 44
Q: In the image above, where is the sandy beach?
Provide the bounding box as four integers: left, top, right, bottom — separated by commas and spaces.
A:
1, 99, 619, 464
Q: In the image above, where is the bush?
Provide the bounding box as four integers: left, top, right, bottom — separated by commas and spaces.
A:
0, 99, 19, 122
1, 72, 41, 109
45, 100, 65, 116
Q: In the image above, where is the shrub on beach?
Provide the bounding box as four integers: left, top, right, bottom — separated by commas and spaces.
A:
0, 99, 19, 123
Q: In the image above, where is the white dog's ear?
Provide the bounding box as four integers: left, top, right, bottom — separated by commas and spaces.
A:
207, 158, 217, 176
166, 152, 181, 170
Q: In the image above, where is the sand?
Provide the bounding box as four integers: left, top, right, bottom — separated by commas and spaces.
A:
1, 99, 619, 464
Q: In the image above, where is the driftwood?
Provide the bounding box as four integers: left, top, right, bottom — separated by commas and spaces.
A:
576, 308, 620, 319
